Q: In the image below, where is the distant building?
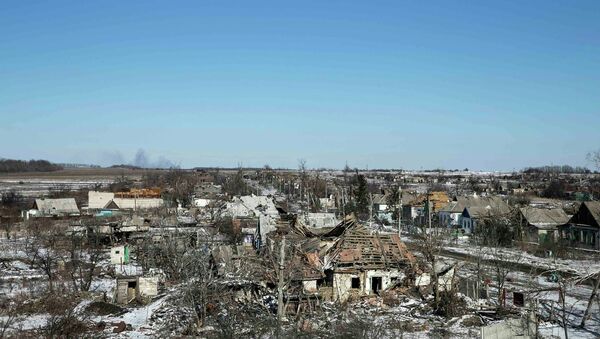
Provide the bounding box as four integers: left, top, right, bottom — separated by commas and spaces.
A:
518, 207, 569, 243
440, 195, 509, 230
27, 198, 80, 218
560, 201, 600, 250
438, 199, 466, 228
88, 191, 164, 211
460, 196, 511, 234
401, 191, 449, 226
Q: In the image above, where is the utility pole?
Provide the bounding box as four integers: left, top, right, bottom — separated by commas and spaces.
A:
325, 184, 328, 213
369, 193, 373, 228
398, 186, 402, 237
427, 193, 432, 232
277, 236, 286, 322
307, 190, 310, 213
341, 187, 346, 217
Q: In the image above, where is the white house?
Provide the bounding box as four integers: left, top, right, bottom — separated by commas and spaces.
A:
28, 198, 80, 218
88, 191, 163, 211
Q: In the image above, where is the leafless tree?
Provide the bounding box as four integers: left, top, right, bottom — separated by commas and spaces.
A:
64, 232, 105, 292
298, 159, 308, 208
0, 301, 21, 339
414, 226, 445, 309
587, 149, 600, 171
24, 219, 66, 293
489, 246, 524, 306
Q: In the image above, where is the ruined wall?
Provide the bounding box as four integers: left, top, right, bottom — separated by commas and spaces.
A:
333, 269, 402, 302
138, 277, 159, 298
303, 280, 317, 293
333, 273, 357, 302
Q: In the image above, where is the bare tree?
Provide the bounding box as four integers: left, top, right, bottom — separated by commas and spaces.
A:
578, 271, 600, 329
0, 301, 21, 338
65, 232, 105, 292
587, 149, 600, 171
414, 225, 445, 310
24, 220, 66, 292
298, 159, 308, 209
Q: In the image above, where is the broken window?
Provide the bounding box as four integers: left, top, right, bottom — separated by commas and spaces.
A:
513, 292, 525, 307
351, 277, 360, 289
371, 277, 382, 294
317, 270, 334, 288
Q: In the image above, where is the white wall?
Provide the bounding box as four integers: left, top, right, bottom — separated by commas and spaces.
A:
194, 198, 212, 207
138, 277, 159, 298
110, 246, 126, 265
88, 191, 115, 209
333, 269, 402, 302
303, 280, 317, 293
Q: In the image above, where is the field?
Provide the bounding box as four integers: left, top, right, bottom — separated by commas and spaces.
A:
0, 168, 165, 197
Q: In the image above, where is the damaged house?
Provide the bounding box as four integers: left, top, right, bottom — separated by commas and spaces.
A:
279, 214, 417, 303
321, 220, 416, 303
222, 195, 281, 248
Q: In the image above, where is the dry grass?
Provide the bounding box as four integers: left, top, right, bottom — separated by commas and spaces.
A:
0, 167, 167, 180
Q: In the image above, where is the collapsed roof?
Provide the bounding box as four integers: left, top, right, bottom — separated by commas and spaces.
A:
292, 214, 357, 238
325, 222, 416, 272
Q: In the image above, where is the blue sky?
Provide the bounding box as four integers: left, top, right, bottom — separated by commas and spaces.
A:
1, 1, 599, 170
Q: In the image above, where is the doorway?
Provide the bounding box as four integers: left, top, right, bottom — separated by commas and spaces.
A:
371, 277, 382, 294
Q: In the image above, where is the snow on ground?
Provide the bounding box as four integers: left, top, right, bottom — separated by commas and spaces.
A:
433, 237, 600, 338
90, 278, 116, 294
114, 264, 144, 276
403, 234, 600, 276
102, 296, 168, 338
539, 322, 600, 339
0, 178, 114, 197
0, 238, 30, 260
3, 314, 50, 332
444, 242, 600, 276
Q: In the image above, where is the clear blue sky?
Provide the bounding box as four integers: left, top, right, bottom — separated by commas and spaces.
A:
1, 1, 599, 170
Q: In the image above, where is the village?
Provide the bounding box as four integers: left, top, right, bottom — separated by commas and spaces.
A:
1, 164, 599, 338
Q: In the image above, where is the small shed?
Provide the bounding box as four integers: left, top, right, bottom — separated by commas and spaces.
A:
111, 245, 130, 265
115, 276, 159, 305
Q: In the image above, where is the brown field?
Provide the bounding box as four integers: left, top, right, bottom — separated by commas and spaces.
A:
0, 167, 169, 180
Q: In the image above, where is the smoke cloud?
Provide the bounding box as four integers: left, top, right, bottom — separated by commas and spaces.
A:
102, 149, 177, 169
132, 149, 176, 169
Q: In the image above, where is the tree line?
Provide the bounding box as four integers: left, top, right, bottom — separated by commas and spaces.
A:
523, 165, 591, 174
0, 159, 63, 173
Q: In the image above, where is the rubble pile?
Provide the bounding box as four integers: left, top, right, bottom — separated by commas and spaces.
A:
148, 304, 197, 336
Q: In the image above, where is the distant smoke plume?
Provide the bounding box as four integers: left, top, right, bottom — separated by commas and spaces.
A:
133, 149, 149, 168
131, 149, 176, 169
102, 149, 176, 169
